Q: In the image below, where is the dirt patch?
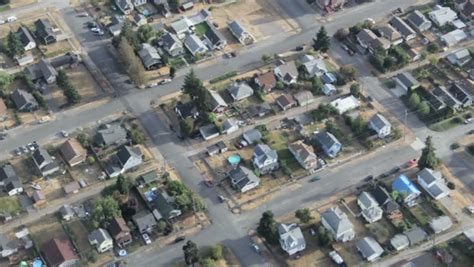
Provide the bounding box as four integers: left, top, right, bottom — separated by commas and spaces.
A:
67, 64, 104, 102
9, 0, 37, 9
64, 220, 92, 257
28, 215, 67, 246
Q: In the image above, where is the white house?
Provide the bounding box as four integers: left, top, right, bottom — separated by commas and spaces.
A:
428, 5, 457, 26
330, 95, 360, 114
88, 228, 114, 253
417, 168, 450, 200
369, 113, 391, 138
274, 60, 298, 85
278, 223, 306, 255
321, 207, 355, 242
356, 237, 384, 262
357, 192, 383, 223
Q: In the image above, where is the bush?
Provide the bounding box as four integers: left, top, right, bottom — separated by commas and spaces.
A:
467, 144, 474, 156
317, 225, 333, 246
447, 181, 455, 190
77, 133, 90, 147
295, 208, 313, 223
384, 79, 396, 88
210, 244, 223, 260
209, 71, 237, 84
450, 143, 460, 150
427, 43, 440, 53
87, 156, 96, 165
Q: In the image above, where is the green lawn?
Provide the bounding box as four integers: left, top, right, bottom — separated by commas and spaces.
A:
409, 205, 431, 226
0, 4, 10, 12
168, 57, 186, 69
194, 22, 210, 36
0, 196, 22, 215
265, 130, 306, 177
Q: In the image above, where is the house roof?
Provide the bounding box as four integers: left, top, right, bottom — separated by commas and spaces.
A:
447, 48, 471, 66
133, 13, 146, 24
433, 86, 461, 108
88, 228, 112, 245
358, 192, 379, 210
357, 29, 378, 45
138, 43, 161, 69
60, 139, 86, 164
108, 217, 130, 237
32, 190, 45, 202
228, 20, 247, 38
300, 54, 327, 75
32, 147, 54, 168
392, 175, 421, 195
429, 6, 457, 24
59, 204, 74, 217
249, 103, 272, 117
449, 83, 472, 104
64, 181, 80, 194
199, 124, 219, 139
152, 191, 180, 220
418, 168, 450, 199
228, 166, 260, 190
253, 144, 278, 166
209, 90, 227, 110
42, 238, 78, 267
378, 24, 402, 41
175, 101, 198, 119
429, 216, 452, 233
288, 141, 317, 164
0, 234, 17, 252
222, 118, 239, 132
162, 32, 182, 50
275, 61, 298, 81
369, 113, 391, 130
293, 90, 313, 104
441, 29, 467, 46
49, 53, 80, 69
139, 171, 158, 185
276, 94, 296, 108
242, 129, 262, 144
370, 186, 391, 206
390, 234, 410, 250
255, 71, 277, 91
203, 20, 227, 46
315, 131, 341, 151
0, 164, 18, 183
396, 72, 419, 88
171, 17, 192, 34
95, 123, 127, 146
404, 227, 427, 245
278, 223, 306, 252
418, 168, 442, 185
16, 26, 35, 47
322, 206, 353, 236
132, 211, 157, 232
227, 82, 254, 100
330, 95, 360, 114
407, 10, 431, 28
11, 89, 38, 110
356, 237, 383, 259
117, 146, 142, 166
389, 16, 416, 38
35, 19, 55, 39
184, 34, 207, 54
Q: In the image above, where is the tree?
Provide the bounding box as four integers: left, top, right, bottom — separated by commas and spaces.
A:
57, 70, 81, 104
130, 124, 146, 144
6, 31, 24, 57
427, 43, 439, 53
334, 28, 349, 41
350, 83, 361, 98
295, 208, 313, 223
170, 66, 176, 78
261, 54, 271, 63
417, 101, 430, 117
117, 37, 147, 86
313, 26, 330, 53
210, 244, 223, 260
137, 24, 156, 43
408, 92, 421, 109
77, 132, 90, 147
182, 70, 211, 114
201, 258, 216, 267
91, 196, 121, 228
351, 116, 366, 136
182, 240, 199, 267
317, 225, 334, 246
157, 220, 167, 233
180, 117, 194, 137
168, 0, 180, 11
325, 120, 341, 139
275, 81, 284, 90
0, 71, 13, 92
311, 76, 323, 95
339, 66, 356, 81
418, 136, 440, 170
116, 175, 132, 195
87, 156, 96, 165
257, 211, 279, 245
428, 56, 439, 66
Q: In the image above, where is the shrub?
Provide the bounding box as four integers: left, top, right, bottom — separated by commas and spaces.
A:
87, 156, 96, 165
210, 244, 223, 260
447, 181, 455, 190
209, 71, 237, 84
384, 79, 396, 88
450, 143, 460, 150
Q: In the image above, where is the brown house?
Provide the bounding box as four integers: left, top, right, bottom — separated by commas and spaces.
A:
254, 71, 277, 92
108, 217, 132, 248
59, 139, 87, 167
276, 94, 297, 111
42, 238, 79, 267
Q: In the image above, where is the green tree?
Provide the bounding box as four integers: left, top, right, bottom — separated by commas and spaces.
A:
130, 124, 146, 144
261, 54, 271, 63
201, 258, 216, 267
428, 56, 439, 66
157, 220, 167, 233
57, 70, 81, 104
77, 132, 90, 147
408, 92, 421, 109
0, 71, 13, 93
137, 24, 156, 43
339, 66, 356, 81
116, 175, 132, 195
295, 208, 313, 223
87, 156, 96, 165
311, 76, 323, 95
350, 83, 361, 98
91, 196, 121, 228
317, 225, 334, 246
275, 81, 284, 90
183, 240, 199, 267
210, 244, 223, 260
180, 117, 194, 137
313, 26, 330, 53
168, 0, 180, 11
351, 116, 366, 136
6, 31, 25, 57
117, 37, 147, 86
427, 43, 440, 53
417, 101, 430, 117
257, 211, 279, 245
325, 120, 341, 139
182, 70, 211, 114
418, 136, 440, 170
170, 66, 176, 78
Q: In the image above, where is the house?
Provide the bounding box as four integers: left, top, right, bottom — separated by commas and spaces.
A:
15, 53, 34, 67
116, 146, 143, 173
300, 54, 327, 77
252, 144, 279, 174
356, 237, 384, 262
369, 113, 391, 138
133, 13, 147, 26
417, 168, 450, 200
199, 124, 220, 140
429, 216, 453, 234
88, 228, 113, 253
227, 82, 254, 101
356, 29, 390, 50
390, 234, 409, 251
59, 139, 87, 167
249, 103, 272, 117
161, 32, 184, 57
228, 166, 260, 193
274, 60, 298, 85
0, 164, 23, 196
32, 190, 46, 205
278, 223, 306, 255
323, 84, 337, 95
242, 129, 262, 144
276, 94, 297, 111
32, 147, 59, 177
11, 89, 38, 112
441, 29, 467, 47
429, 5, 457, 26
449, 83, 472, 107
184, 34, 208, 56
294, 90, 314, 107
25, 58, 57, 84
404, 227, 427, 246
254, 71, 277, 92
407, 47, 421, 62
389, 16, 416, 41
392, 175, 421, 207
171, 17, 193, 39
63, 181, 80, 195
288, 141, 318, 171
447, 48, 471, 66
209, 90, 227, 113
0, 234, 18, 258
151, 191, 182, 220
315, 131, 342, 158
42, 238, 79, 267
395, 72, 420, 94
175, 101, 199, 120
322, 72, 337, 84
115, 0, 133, 14
138, 43, 161, 70
222, 118, 239, 135
228, 20, 254, 45
137, 171, 158, 187
457, 0, 474, 20
133, 0, 147, 7
16, 26, 36, 51
108, 15, 125, 36
357, 192, 383, 223
35, 19, 56, 44
132, 211, 157, 234
378, 25, 403, 45
321, 207, 355, 242
202, 20, 227, 50
432, 86, 462, 110
94, 123, 127, 147
330, 95, 360, 114
407, 10, 432, 32
427, 91, 447, 111
108, 217, 132, 248
59, 205, 74, 221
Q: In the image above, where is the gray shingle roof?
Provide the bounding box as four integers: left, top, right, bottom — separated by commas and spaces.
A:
429, 216, 452, 233
356, 237, 383, 260
88, 228, 112, 245
95, 123, 127, 146
369, 113, 391, 130
315, 131, 341, 151
16, 26, 35, 47
227, 82, 254, 101
138, 43, 161, 69
389, 16, 416, 38
11, 89, 38, 111
322, 207, 353, 236
132, 211, 157, 233
117, 146, 142, 166
253, 144, 278, 166
404, 227, 427, 245
242, 129, 262, 144
396, 72, 419, 88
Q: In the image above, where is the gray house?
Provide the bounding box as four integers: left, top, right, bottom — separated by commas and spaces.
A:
202, 20, 227, 50
94, 123, 128, 147
300, 54, 327, 77
314, 131, 342, 158
11, 89, 38, 112
199, 124, 220, 140
389, 16, 416, 41
32, 147, 59, 177
357, 192, 383, 223
0, 234, 18, 258
321, 207, 355, 242
407, 10, 432, 32
433, 86, 462, 110
116, 146, 143, 173
404, 227, 427, 246
115, 0, 133, 15
395, 72, 420, 94
278, 223, 306, 255
132, 211, 157, 234
25, 58, 57, 84
449, 83, 472, 107
228, 166, 260, 193
356, 237, 384, 262
242, 129, 262, 145
138, 43, 161, 70
16, 26, 36, 51
252, 144, 279, 174
152, 191, 182, 220
0, 164, 23, 196
429, 216, 453, 234
161, 32, 184, 57
227, 82, 254, 101
228, 20, 254, 45
35, 19, 56, 45
88, 228, 113, 253
184, 34, 208, 56
390, 234, 409, 251
369, 113, 391, 138
447, 48, 471, 67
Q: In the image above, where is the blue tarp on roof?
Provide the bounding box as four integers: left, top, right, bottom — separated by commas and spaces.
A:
392, 174, 421, 195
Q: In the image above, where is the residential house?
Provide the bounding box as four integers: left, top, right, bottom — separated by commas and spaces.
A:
356, 237, 384, 262
63, 181, 80, 195
227, 82, 254, 101
59, 139, 87, 167
404, 227, 427, 246
207, 141, 228, 156
222, 118, 239, 135
116, 146, 143, 173
429, 5, 457, 26
276, 94, 297, 111
357, 192, 383, 223
184, 34, 208, 56
133, 13, 147, 26
323, 84, 337, 95
314, 131, 342, 158
199, 124, 220, 140
449, 83, 472, 107
300, 54, 327, 77
389, 16, 416, 41
254, 71, 277, 92
202, 20, 227, 50
151, 191, 182, 220
252, 144, 279, 174
249, 103, 272, 118
322, 72, 337, 84
0, 164, 23, 196
407, 47, 421, 62
432, 86, 462, 110
417, 168, 450, 200
132, 0, 147, 7
228, 166, 260, 193
94, 123, 128, 147
88, 228, 113, 253
278, 223, 306, 255
16, 26, 36, 51
395, 72, 420, 94
447, 48, 471, 66
321, 207, 355, 242
356, 29, 390, 50
294, 90, 314, 107
32, 190, 46, 205
138, 43, 161, 70
25, 58, 57, 84
108, 217, 132, 248
137, 170, 158, 187
115, 0, 133, 15
0, 234, 18, 258
369, 113, 392, 138
108, 15, 125, 36
42, 238, 79, 267
175, 101, 199, 120
407, 10, 432, 32
35, 19, 56, 45
59, 205, 75, 221
209, 90, 227, 114
441, 29, 467, 47
132, 211, 157, 234
274, 60, 298, 85
288, 141, 318, 171
456, 0, 474, 20
427, 91, 447, 111
242, 129, 262, 144
32, 147, 59, 177
330, 95, 360, 114
228, 20, 254, 45
429, 216, 453, 234
171, 17, 193, 39
161, 32, 184, 57
378, 25, 403, 45
392, 175, 421, 207
390, 234, 409, 251
11, 89, 38, 112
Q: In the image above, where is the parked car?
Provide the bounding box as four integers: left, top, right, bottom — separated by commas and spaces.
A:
251, 243, 261, 254
309, 228, 316, 236
90, 27, 101, 33
329, 251, 344, 265
309, 176, 321, 182
465, 118, 473, 124
174, 236, 186, 243
466, 205, 474, 214
61, 130, 69, 137
87, 21, 98, 28
295, 46, 304, 51
0, 19, 5, 24
77, 12, 89, 17
95, 30, 105, 36
159, 78, 172, 85
218, 195, 226, 203
364, 175, 373, 182
7, 16, 17, 23
142, 233, 152, 245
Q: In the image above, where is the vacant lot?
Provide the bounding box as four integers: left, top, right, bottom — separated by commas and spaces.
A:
67, 64, 104, 102
29, 215, 67, 246
64, 220, 92, 258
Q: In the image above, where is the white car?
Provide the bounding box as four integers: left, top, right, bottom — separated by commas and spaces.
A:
90, 27, 101, 33
60, 130, 69, 137
95, 30, 105, 36
0, 19, 5, 24
329, 251, 344, 265
7, 16, 17, 23
159, 78, 172, 85
142, 233, 152, 245
251, 243, 261, 254
466, 205, 474, 214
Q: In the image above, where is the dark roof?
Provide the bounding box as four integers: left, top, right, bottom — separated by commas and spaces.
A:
49, 52, 80, 69
175, 101, 198, 119
449, 83, 472, 104
94, 123, 127, 146
396, 72, 419, 88
33, 147, 53, 168
108, 217, 130, 237
369, 113, 391, 129
0, 164, 18, 183
11, 89, 38, 111
432, 86, 461, 108
407, 10, 429, 28
162, 32, 182, 50
204, 20, 227, 46
370, 186, 391, 206
153, 191, 180, 219
116, 146, 142, 166
199, 124, 219, 138
16, 26, 35, 46
139, 171, 158, 185
242, 129, 262, 144
35, 19, 55, 39
276, 94, 296, 108
132, 211, 157, 232
228, 166, 260, 190
389, 16, 416, 38
315, 131, 340, 150
42, 238, 78, 267
404, 227, 427, 245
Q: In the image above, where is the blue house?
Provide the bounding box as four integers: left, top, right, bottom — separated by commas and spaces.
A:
315, 132, 342, 158
392, 175, 421, 207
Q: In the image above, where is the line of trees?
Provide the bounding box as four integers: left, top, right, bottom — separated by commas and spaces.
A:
115, 36, 147, 86
6, 31, 24, 58
57, 69, 81, 104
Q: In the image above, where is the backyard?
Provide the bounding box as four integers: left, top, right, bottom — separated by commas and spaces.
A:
0, 196, 22, 215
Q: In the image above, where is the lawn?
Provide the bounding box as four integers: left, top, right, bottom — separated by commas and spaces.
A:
409, 205, 431, 226
429, 116, 464, 132
194, 22, 211, 36
264, 130, 306, 177
64, 220, 93, 257
0, 4, 10, 12
169, 57, 186, 69
29, 216, 67, 246
0, 196, 22, 215
367, 218, 397, 245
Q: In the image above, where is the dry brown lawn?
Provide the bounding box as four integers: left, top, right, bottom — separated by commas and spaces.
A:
9, 0, 37, 9
67, 64, 103, 102
29, 215, 67, 246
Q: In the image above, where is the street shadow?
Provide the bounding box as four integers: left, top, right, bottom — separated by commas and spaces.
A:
445, 152, 474, 192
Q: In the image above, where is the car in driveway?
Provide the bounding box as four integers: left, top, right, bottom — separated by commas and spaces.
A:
142, 233, 152, 245
159, 78, 172, 85
329, 251, 345, 266
174, 236, 186, 243
309, 176, 321, 182
340, 44, 354, 56
251, 243, 261, 254
90, 27, 101, 33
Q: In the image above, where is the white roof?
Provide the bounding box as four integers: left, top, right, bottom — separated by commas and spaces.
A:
330, 95, 360, 114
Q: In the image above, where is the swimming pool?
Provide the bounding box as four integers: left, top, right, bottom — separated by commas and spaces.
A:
227, 154, 241, 165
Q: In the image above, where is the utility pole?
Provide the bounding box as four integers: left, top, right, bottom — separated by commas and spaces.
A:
403, 109, 408, 142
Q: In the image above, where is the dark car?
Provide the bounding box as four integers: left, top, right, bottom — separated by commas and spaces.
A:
390, 166, 401, 174
295, 46, 304, 51
174, 236, 186, 243
364, 175, 374, 182
467, 129, 474, 135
